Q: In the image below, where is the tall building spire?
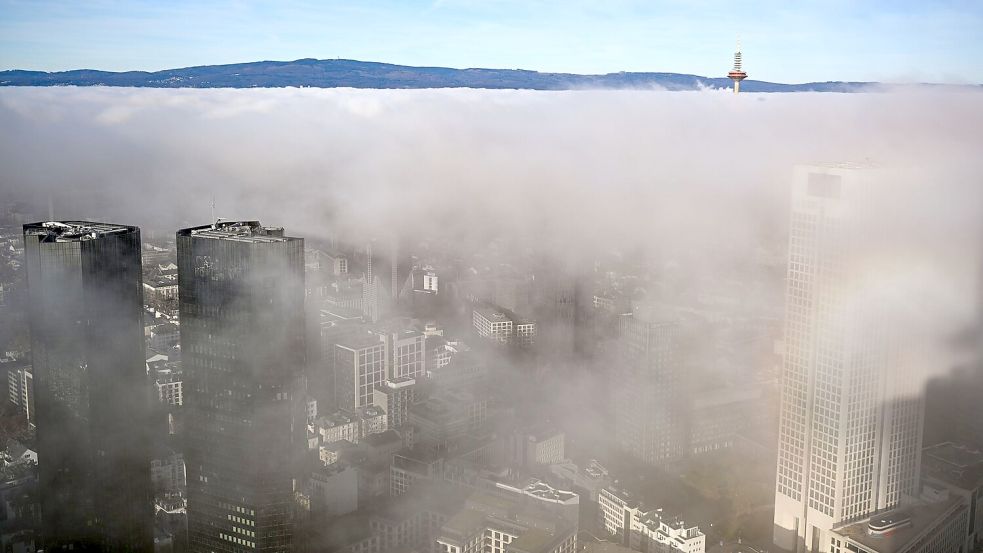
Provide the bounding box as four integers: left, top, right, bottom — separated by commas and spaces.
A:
727, 38, 748, 93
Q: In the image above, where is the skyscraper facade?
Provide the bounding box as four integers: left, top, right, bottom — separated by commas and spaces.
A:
773, 165, 925, 553
23, 221, 153, 552
614, 310, 686, 466
179, 221, 307, 553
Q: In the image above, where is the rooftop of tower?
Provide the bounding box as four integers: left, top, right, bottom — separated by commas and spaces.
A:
179, 220, 299, 243
24, 221, 135, 243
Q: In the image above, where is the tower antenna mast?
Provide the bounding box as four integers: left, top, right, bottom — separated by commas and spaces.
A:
728, 37, 748, 93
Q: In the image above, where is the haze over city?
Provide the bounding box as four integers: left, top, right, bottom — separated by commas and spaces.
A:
0, 2, 982, 553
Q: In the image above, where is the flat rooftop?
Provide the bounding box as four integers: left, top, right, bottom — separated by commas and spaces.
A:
25, 221, 134, 242
509, 526, 560, 553
922, 441, 983, 489
474, 305, 511, 321
335, 332, 385, 350
832, 498, 964, 553
474, 304, 532, 324
924, 441, 983, 469
440, 507, 488, 538
180, 221, 298, 243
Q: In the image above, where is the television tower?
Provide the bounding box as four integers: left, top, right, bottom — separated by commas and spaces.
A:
728, 39, 747, 93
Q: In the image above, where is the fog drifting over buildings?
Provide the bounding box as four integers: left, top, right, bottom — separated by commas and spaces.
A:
2, 84, 983, 551
2, 86, 981, 359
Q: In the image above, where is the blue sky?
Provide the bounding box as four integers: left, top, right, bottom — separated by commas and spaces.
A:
1, 0, 981, 83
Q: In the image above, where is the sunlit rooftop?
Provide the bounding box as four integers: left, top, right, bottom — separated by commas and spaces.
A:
25, 221, 133, 242
182, 220, 297, 243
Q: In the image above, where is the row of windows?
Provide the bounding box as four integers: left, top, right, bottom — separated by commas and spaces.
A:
220, 532, 255, 548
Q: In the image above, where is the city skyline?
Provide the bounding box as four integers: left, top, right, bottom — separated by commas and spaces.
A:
0, 6, 981, 553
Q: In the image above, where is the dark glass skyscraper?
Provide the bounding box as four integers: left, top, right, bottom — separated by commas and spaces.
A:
178, 221, 306, 553
23, 221, 153, 552
614, 310, 687, 466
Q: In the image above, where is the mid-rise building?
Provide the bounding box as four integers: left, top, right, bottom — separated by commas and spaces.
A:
828, 497, 968, 553
473, 304, 536, 347
143, 274, 179, 312
305, 482, 468, 553
598, 487, 705, 553
315, 405, 387, 446
307, 463, 358, 517
408, 386, 488, 455
0, 445, 40, 553
178, 221, 307, 553
334, 332, 387, 413
372, 376, 416, 429
508, 426, 565, 468
305, 395, 317, 425
374, 326, 426, 378
423, 270, 439, 293
773, 165, 926, 552
436, 482, 578, 553
689, 386, 761, 456
6, 365, 32, 425
473, 306, 514, 344
152, 361, 183, 407
429, 339, 471, 372
23, 221, 153, 551
919, 442, 983, 553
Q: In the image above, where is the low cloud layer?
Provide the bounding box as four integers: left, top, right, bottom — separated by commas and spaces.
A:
1, 86, 981, 367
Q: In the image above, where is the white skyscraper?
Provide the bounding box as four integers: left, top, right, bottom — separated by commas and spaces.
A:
773, 164, 925, 553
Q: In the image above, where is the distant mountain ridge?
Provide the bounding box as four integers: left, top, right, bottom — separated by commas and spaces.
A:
0, 57, 912, 92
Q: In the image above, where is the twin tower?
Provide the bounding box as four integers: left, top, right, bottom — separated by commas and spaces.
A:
24, 220, 305, 552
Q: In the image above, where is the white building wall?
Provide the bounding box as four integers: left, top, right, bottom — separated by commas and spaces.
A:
774, 165, 925, 553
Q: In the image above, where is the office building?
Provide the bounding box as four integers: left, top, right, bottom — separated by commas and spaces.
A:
305, 481, 468, 553
598, 487, 705, 553
828, 497, 968, 553
773, 165, 926, 552
689, 386, 762, 456
372, 376, 416, 429
373, 325, 426, 379
178, 221, 307, 552
614, 310, 686, 466
333, 331, 387, 413
920, 442, 983, 553
315, 405, 387, 446
473, 304, 537, 347
508, 426, 566, 468
23, 221, 153, 551
423, 270, 439, 293
6, 365, 32, 426
152, 361, 183, 407
436, 481, 578, 553
307, 463, 358, 517
408, 385, 488, 455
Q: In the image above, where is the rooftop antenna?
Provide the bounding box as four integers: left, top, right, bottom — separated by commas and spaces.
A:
727, 37, 748, 93
210, 196, 216, 224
